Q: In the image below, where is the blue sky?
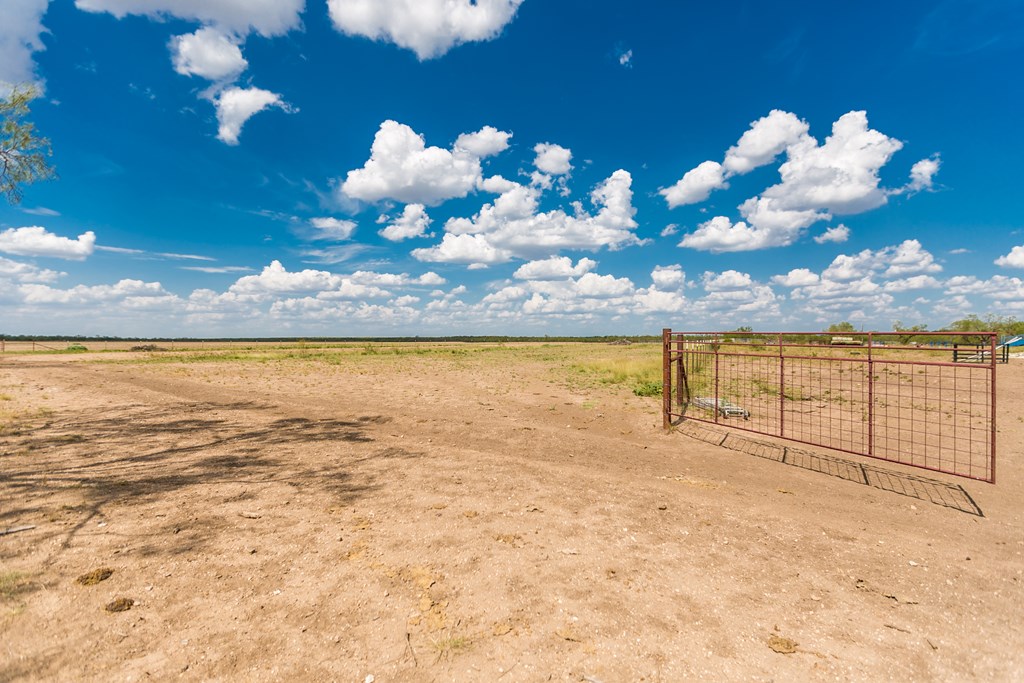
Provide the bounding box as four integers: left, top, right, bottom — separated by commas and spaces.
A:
1, 0, 1023, 337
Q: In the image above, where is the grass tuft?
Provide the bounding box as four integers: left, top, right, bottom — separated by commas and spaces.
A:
0, 571, 31, 600
431, 633, 472, 660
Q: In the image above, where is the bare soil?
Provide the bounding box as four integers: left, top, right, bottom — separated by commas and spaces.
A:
1, 345, 1022, 682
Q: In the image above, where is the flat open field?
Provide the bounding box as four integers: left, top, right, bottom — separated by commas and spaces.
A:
1, 343, 1022, 681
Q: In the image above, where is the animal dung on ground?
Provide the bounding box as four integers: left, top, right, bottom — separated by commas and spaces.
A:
767, 634, 798, 654
76, 568, 114, 586
105, 597, 134, 613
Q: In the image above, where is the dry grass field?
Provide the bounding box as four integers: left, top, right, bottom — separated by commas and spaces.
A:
1, 343, 1022, 681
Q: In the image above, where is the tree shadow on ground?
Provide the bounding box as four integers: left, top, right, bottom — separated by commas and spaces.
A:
0, 400, 419, 558
676, 421, 983, 516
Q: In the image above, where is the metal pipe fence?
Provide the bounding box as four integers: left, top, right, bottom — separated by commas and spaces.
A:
663, 329, 997, 483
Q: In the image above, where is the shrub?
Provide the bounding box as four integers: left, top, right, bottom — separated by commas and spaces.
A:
633, 380, 662, 397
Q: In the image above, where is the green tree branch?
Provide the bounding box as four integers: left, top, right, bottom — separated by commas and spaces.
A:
1, 84, 56, 204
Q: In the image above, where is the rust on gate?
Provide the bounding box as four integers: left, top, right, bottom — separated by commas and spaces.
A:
662, 329, 998, 483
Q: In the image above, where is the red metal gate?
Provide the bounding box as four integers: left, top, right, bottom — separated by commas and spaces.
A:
662, 330, 997, 483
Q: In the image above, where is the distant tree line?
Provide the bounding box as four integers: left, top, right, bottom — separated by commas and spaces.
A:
726, 316, 1024, 346
0, 334, 664, 344
889, 315, 1022, 345
7, 316, 1021, 347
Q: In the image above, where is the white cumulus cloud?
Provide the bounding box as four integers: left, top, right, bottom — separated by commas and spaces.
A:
771, 268, 820, 287
495, 268, 640, 318
21, 279, 170, 304
349, 270, 445, 287
0, 0, 50, 95
454, 126, 511, 158
326, 0, 524, 60
660, 161, 727, 208
944, 275, 1024, 302
671, 110, 929, 252
650, 265, 686, 290
814, 240, 942, 285
229, 260, 389, 299
697, 285, 780, 317
479, 175, 518, 194
764, 111, 903, 215
701, 270, 753, 291
481, 286, 528, 304
662, 110, 809, 208
814, 224, 850, 244
634, 288, 687, 313
342, 120, 510, 205
513, 256, 597, 280
379, 204, 432, 241
0, 227, 96, 260
75, 0, 304, 37
900, 155, 942, 194
0, 256, 63, 283
723, 110, 810, 175
678, 216, 762, 252
412, 170, 641, 265
822, 250, 880, 282
996, 245, 1024, 269
78, 1, 304, 145
170, 27, 247, 81
883, 275, 942, 292
215, 87, 292, 145
788, 278, 891, 314
411, 233, 511, 265
574, 272, 634, 298
533, 143, 573, 176
883, 239, 942, 278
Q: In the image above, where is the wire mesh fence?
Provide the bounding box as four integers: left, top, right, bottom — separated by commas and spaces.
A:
663, 330, 997, 483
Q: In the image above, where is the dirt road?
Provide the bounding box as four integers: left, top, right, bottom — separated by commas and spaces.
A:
1, 346, 1022, 681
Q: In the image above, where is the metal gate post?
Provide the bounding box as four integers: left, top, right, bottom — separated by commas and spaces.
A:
991, 332, 997, 484
662, 328, 672, 430
714, 338, 720, 425
867, 332, 874, 457
778, 333, 785, 438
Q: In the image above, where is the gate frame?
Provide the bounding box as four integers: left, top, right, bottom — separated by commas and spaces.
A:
663, 328, 997, 484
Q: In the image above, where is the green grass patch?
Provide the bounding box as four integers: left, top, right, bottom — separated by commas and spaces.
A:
632, 380, 663, 397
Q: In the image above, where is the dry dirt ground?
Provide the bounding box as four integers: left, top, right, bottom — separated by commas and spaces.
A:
1, 344, 1022, 682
